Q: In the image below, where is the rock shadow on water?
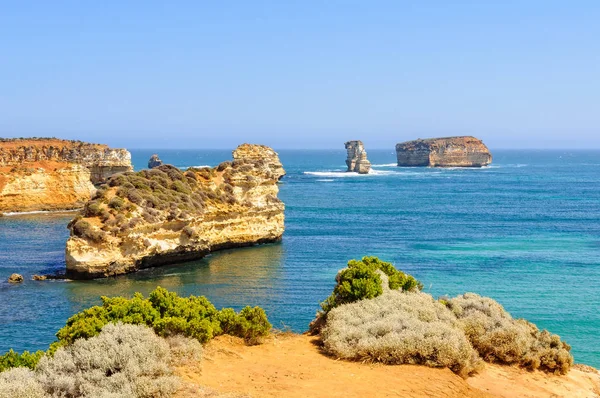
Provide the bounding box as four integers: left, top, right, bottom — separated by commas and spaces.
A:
63, 243, 286, 310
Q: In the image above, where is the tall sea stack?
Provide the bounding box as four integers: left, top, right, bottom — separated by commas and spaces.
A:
345, 140, 371, 174
396, 136, 492, 167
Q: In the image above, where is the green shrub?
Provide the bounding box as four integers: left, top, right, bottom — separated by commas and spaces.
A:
0, 349, 45, 372
319, 256, 422, 313
446, 293, 573, 374
52, 287, 270, 350
82, 200, 103, 217
108, 196, 125, 210
70, 220, 107, 243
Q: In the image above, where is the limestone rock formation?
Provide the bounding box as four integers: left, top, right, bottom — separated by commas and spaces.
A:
65, 144, 286, 279
0, 138, 133, 213
396, 136, 492, 167
7, 273, 23, 283
148, 154, 163, 169
345, 141, 371, 174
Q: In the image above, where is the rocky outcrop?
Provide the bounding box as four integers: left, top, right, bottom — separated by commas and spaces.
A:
148, 154, 163, 169
345, 141, 371, 174
65, 144, 286, 279
8, 273, 23, 283
396, 136, 492, 167
0, 138, 132, 213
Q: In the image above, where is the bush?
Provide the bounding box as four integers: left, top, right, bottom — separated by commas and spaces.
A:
52, 287, 270, 350
320, 257, 422, 313
0, 349, 45, 372
108, 196, 125, 210
321, 290, 483, 377
0, 367, 45, 398
446, 293, 573, 374
71, 220, 107, 243
37, 323, 179, 398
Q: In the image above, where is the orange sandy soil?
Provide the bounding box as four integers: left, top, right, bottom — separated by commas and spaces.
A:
0, 138, 105, 150
174, 334, 600, 398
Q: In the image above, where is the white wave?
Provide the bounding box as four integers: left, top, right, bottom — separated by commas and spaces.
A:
180, 165, 212, 170
371, 163, 397, 167
316, 179, 335, 182
304, 169, 395, 178
1, 209, 81, 216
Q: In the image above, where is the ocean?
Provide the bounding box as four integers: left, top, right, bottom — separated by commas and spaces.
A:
0, 149, 599, 367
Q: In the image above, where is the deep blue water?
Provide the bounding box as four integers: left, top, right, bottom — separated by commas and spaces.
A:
1, 149, 599, 367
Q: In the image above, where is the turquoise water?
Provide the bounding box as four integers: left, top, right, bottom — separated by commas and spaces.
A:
0, 149, 599, 367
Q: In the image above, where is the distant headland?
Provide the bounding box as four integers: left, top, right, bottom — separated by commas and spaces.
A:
0, 138, 132, 213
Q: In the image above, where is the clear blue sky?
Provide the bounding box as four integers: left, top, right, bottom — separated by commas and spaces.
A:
1, 1, 598, 149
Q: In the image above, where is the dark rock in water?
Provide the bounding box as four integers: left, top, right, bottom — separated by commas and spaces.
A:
32, 274, 47, 281
345, 141, 371, 174
396, 136, 492, 167
148, 154, 163, 169
8, 273, 23, 283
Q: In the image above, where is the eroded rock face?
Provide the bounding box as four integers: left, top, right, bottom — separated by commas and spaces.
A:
0, 164, 96, 213
396, 136, 492, 167
148, 154, 163, 169
345, 141, 371, 174
65, 144, 286, 279
0, 138, 133, 213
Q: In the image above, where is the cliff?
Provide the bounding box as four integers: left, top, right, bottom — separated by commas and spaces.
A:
0, 138, 132, 184
65, 144, 285, 279
396, 136, 492, 167
0, 138, 133, 213
344, 140, 371, 174
0, 162, 96, 213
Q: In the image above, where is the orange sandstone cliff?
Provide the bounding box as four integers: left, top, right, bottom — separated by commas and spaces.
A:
65, 144, 285, 279
0, 138, 132, 213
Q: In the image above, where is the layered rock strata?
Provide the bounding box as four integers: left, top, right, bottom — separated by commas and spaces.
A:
65, 144, 286, 279
0, 138, 133, 213
396, 136, 492, 167
344, 141, 371, 174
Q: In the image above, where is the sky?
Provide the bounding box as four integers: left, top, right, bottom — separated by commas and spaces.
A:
1, 1, 599, 149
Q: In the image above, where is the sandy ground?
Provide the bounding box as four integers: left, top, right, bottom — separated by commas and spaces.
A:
173, 334, 600, 398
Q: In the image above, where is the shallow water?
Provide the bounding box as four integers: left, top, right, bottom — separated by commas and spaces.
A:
0, 149, 599, 367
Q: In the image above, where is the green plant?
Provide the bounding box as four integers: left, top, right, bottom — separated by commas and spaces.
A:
319, 256, 422, 313
52, 287, 270, 350
0, 349, 45, 372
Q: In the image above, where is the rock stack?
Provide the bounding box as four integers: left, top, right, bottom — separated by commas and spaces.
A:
344, 141, 371, 174
148, 154, 163, 169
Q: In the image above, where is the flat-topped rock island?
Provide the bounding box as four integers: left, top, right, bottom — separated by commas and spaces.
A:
396, 136, 492, 167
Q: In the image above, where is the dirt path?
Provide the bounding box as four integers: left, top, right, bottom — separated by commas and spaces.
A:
175, 334, 600, 398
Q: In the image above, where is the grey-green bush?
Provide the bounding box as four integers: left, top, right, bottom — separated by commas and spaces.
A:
446, 293, 573, 374
321, 290, 483, 378
37, 323, 179, 398
0, 367, 45, 398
